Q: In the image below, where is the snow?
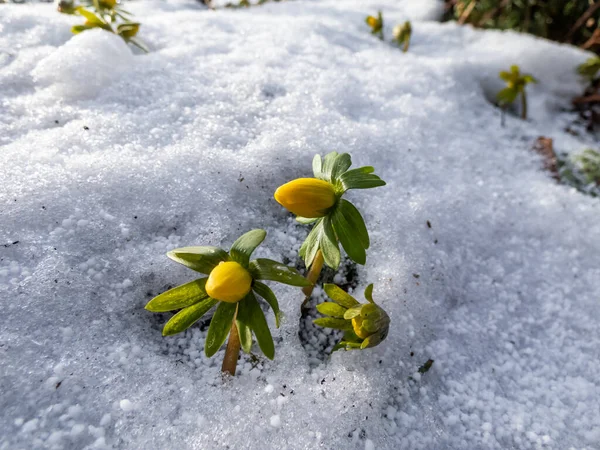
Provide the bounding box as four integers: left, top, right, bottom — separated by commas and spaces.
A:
1, 0, 600, 449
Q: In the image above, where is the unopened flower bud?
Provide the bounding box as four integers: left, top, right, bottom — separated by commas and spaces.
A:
205, 261, 252, 303
274, 178, 336, 218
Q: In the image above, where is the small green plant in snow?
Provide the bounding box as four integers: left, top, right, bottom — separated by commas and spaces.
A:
145, 229, 310, 376
365, 11, 384, 40
57, 0, 147, 52
393, 21, 412, 52
497, 65, 537, 120
314, 283, 390, 351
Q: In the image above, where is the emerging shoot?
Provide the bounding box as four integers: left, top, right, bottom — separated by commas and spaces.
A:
314, 283, 390, 351
497, 65, 537, 120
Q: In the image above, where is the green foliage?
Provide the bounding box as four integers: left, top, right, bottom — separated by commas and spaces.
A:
497, 65, 537, 119
446, 0, 600, 56
558, 149, 600, 197
418, 359, 434, 374
578, 57, 600, 80
57, 0, 148, 52
296, 151, 385, 270
393, 21, 412, 52
365, 11, 384, 40
146, 229, 310, 361
315, 284, 390, 351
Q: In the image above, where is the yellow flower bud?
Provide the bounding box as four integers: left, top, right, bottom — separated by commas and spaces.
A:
352, 316, 372, 339
205, 261, 252, 303
274, 178, 336, 218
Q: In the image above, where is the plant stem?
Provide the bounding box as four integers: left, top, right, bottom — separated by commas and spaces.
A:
521, 91, 527, 120
221, 304, 240, 377
302, 249, 324, 303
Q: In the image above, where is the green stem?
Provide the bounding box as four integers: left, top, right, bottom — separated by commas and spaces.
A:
301, 249, 324, 306
521, 91, 527, 120
221, 304, 240, 377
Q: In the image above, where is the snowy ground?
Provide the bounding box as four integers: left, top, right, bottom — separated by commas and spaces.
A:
1, 0, 600, 449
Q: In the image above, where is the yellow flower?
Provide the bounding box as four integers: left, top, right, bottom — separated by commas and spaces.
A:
205, 261, 252, 303
274, 178, 336, 218
352, 316, 371, 339
366, 16, 378, 28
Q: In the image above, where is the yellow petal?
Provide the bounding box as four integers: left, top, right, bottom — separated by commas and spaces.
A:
274, 178, 336, 218
351, 316, 372, 339
205, 261, 252, 303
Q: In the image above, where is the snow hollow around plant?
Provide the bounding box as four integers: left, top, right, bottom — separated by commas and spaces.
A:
1, 1, 600, 449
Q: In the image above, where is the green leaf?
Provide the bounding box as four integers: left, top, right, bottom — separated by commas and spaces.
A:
332, 205, 366, 265
496, 87, 518, 105
246, 292, 275, 359
364, 283, 374, 303
316, 302, 347, 318
338, 167, 386, 191
323, 284, 359, 308
498, 71, 512, 82
128, 37, 149, 53
313, 317, 352, 330
205, 301, 237, 357
167, 246, 229, 274
320, 216, 340, 269
334, 340, 362, 351
339, 200, 369, 249
329, 153, 352, 182
117, 22, 140, 39
162, 297, 218, 336
71, 24, 96, 34
296, 216, 318, 224
76, 7, 105, 25
229, 229, 266, 267
145, 278, 208, 312
235, 300, 252, 354
522, 75, 537, 84
343, 305, 363, 319
252, 281, 281, 328
418, 359, 435, 374
321, 152, 340, 181
299, 220, 322, 268
249, 258, 311, 286
312, 154, 323, 179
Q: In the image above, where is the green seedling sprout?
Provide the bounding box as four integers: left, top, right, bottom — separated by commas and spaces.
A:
57, 0, 147, 52
273, 152, 385, 303
497, 65, 537, 120
145, 229, 311, 376
365, 11, 384, 40
393, 21, 411, 52
314, 283, 390, 351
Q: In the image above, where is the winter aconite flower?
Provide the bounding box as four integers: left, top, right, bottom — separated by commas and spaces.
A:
497, 65, 537, 120
205, 261, 253, 303
314, 284, 390, 350
365, 11, 384, 40
145, 229, 310, 364
275, 152, 385, 272
274, 178, 336, 218
393, 21, 411, 52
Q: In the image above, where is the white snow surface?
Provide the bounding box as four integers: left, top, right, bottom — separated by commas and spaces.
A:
1, 1, 600, 449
